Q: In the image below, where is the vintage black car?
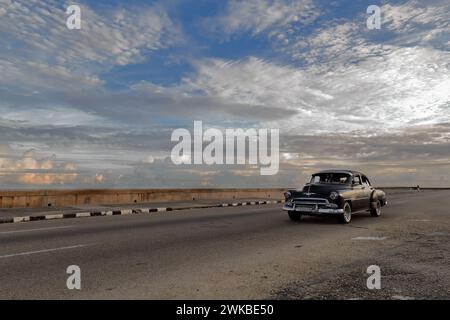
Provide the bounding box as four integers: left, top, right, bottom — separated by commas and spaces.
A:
283, 170, 387, 223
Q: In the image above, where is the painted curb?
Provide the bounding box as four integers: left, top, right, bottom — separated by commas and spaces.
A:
0, 199, 285, 225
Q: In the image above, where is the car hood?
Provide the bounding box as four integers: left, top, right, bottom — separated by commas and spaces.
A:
298, 183, 350, 197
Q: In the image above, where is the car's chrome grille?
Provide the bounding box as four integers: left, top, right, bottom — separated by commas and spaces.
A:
290, 197, 338, 210
292, 197, 329, 205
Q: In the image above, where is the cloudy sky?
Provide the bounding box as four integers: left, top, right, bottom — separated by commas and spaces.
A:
0, 0, 449, 189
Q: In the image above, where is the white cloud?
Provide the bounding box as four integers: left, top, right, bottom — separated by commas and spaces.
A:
223, 0, 450, 65
183, 57, 333, 122
2, 106, 103, 127
0, 0, 182, 89
0, 58, 103, 89
382, 0, 450, 50
0, 148, 80, 186
183, 47, 450, 134
286, 21, 391, 65
185, 0, 450, 135
383, 0, 449, 32
218, 0, 319, 37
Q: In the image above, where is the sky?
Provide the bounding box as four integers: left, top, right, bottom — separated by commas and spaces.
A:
0, 0, 449, 189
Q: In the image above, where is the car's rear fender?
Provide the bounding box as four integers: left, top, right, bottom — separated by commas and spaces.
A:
370, 190, 387, 208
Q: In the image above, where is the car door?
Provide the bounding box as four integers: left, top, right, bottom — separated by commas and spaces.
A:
351, 175, 365, 210
360, 175, 373, 210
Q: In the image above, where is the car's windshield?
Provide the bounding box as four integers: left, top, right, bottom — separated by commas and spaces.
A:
310, 173, 352, 184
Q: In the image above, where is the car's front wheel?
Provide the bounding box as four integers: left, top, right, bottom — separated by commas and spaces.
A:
288, 211, 302, 221
370, 200, 381, 217
339, 202, 352, 224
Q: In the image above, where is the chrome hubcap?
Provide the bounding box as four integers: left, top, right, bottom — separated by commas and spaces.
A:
344, 207, 351, 221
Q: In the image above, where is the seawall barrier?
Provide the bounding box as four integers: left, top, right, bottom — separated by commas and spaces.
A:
0, 188, 286, 209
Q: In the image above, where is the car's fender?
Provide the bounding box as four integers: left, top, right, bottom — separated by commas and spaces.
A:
370, 189, 387, 207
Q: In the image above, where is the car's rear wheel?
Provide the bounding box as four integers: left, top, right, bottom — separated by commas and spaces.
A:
370, 200, 381, 217
339, 202, 352, 224
288, 211, 302, 221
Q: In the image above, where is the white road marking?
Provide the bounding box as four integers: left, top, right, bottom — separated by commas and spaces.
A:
409, 219, 432, 222
392, 295, 415, 300
0, 226, 72, 235
352, 236, 387, 241
0, 244, 89, 259
426, 231, 447, 236
45, 214, 64, 220
13, 216, 30, 223
75, 212, 91, 218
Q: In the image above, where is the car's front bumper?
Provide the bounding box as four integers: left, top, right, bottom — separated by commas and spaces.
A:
282, 203, 344, 215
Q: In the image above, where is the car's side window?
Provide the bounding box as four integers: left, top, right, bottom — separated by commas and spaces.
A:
362, 175, 371, 187
353, 175, 362, 185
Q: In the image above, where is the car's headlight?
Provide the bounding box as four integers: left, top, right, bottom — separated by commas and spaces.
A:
284, 191, 292, 200
329, 191, 339, 200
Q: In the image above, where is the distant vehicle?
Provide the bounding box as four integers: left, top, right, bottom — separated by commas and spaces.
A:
283, 170, 387, 223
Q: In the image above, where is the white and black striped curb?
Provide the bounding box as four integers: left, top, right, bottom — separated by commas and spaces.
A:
0, 200, 285, 225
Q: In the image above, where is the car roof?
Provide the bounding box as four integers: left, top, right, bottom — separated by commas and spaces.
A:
313, 169, 365, 176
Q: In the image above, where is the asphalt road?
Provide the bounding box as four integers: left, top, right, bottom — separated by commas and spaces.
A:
0, 191, 449, 299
